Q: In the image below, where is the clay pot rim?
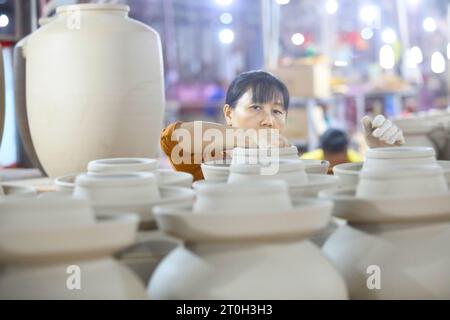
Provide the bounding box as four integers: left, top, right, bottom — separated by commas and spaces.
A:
57, 4, 130, 14
87, 158, 159, 174
0, 213, 139, 264
153, 198, 333, 242
365, 147, 435, 159
75, 172, 158, 188
318, 187, 450, 224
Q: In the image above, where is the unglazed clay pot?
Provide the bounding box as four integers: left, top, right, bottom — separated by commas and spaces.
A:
333, 162, 363, 188
149, 182, 348, 299
0, 197, 147, 299
73, 172, 194, 229
24, 4, 165, 178
13, 18, 55, 172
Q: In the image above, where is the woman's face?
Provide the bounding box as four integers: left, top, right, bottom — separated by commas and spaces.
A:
223, 89, 287, 131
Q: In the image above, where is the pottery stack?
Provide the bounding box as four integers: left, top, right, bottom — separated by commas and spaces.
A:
0, 197, 147, 299
320, 147, 450, 299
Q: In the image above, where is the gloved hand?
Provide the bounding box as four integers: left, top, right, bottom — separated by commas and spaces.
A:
361, 115, 405, 148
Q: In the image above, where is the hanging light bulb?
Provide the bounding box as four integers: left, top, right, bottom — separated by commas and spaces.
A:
291, 33, 305, 46
379, 45, 395, 69
325, 0, 338, 15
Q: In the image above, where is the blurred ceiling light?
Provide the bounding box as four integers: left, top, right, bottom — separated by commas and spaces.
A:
276, 0, 290, 5
361, 27, 374, 40
0, 14, 9, 28
219, 28, 235, 44
220, 12, 233, 24
325, 0, 338, 15
379, 45, 395, 69
291, 33, 305, 46
334, 60, 348, 67
216, 0, 233, 6
359, 5, 379, 24
381, 28, 397, 44
431, 51, 446, 74
410, 46, 423, 64
405, 47, 423, 68
422, 17, 437, 32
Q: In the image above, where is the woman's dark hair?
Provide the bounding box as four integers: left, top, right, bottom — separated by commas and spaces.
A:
225, 71, 290, 110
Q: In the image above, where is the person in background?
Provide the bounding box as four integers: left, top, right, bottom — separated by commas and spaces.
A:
301, 128, 363, 173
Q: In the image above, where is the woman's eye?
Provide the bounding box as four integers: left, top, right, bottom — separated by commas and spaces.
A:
274, 110, 284, 115
250, 105, 261, 111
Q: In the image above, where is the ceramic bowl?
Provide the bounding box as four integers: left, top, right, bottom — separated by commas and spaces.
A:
356, 167, 448, 198
73, 172, 161, 205
227, 160, 309, 187
289, 174, 339, 198
56, 169, 192, 194
194, 180, 292, 215
87, 158, 159, 175
363, 147, 438, 171
231, 146, 299, 165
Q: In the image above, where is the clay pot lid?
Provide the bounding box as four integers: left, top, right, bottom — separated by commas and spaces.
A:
0, 213, 139, 264
75, 172, 157, 188
365, 147, 436, 159
153, 199, 332, 243
319, 188, 450, 224
87, 158, 158, 174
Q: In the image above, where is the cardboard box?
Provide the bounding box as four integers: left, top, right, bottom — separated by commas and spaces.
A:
270, 63, 331, 98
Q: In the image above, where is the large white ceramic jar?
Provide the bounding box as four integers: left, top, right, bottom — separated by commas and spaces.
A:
24, 4, 165, 178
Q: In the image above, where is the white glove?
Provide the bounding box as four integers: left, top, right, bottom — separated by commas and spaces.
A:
361, 115, 405, 148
